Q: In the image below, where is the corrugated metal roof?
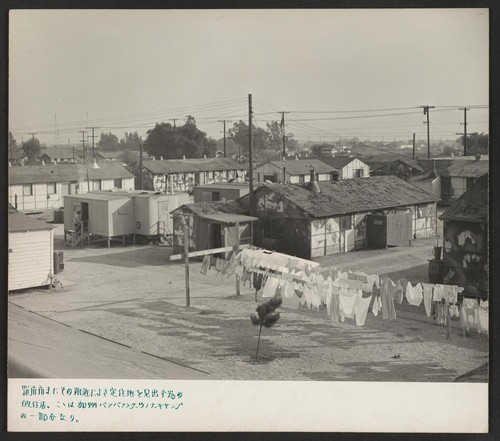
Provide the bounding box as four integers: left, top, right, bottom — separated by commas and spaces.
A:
260, 176, 439, 218
440, 174, 488, 222
9, 212, 56, 232
257, 158, 336, 175
9, 163, 134, 185
143, 158, 245, 174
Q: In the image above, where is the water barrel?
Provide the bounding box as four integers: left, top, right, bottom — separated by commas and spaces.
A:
428, 260, 443, 284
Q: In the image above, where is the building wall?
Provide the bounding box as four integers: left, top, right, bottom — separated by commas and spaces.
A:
193, 187, 246, 203
442, 220, 488, 295
9, 176, 134, 211
254, 162, 332, 184
339, 158, 370, 179
8, 229, 54, 291
410, 177, 441, 201
148, 169, 243, 193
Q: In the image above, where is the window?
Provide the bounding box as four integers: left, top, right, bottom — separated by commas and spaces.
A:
93, 180, 102, 191
354, 169, 364, 178
298, 175, 305, 183
339, 215, 352, 231
47, 183, 56, 194
23, 184, 33, 196
114, 178, 122, 189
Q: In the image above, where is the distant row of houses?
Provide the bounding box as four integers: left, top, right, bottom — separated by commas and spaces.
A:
8, 154, 488, 213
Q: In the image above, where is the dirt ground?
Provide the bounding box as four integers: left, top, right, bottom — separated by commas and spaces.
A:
8, 220, 488, 382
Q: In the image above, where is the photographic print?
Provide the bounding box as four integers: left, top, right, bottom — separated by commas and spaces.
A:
7, 8, 489, 432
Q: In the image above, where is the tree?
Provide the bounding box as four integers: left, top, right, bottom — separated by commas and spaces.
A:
119, 132, 142, 151
250, 296, 282, 362
144, 116, 216, 159
22, 137, 42, 162
457, 132, 489, 155
97, 132, 120, 151
228, 120, 271, 159
9, 131, 17, 150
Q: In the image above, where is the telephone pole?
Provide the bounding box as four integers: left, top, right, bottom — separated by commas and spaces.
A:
79, 130, 88, 162
420, 105, 435, 158
169, 119, 178, 130
218, 120, 231, 158
458, 107, 469, 156
412, 133, 416, 160
87, 127, 99, 162
279, 111, 289, 160
248, 94, 254, 216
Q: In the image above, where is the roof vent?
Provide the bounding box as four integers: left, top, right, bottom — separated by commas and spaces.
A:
429, 160, 438, 179
160, 156, 163, 160
41, 160, 45, 165
183, 155, 186, 160
90, 160, 100, 169
152, 157, 156, 161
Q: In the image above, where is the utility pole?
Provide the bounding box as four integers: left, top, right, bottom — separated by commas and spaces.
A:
139, 142, 144, 189
248, 94, 254, 217
87, 127, 99, 163
218, 120, 230, 158
421, 105, 435, 158
279, 111, 289, 160
169, 119, 178, 131
79, 130, 88, 162
458, 107, 469, 156
412, 133, 416, 160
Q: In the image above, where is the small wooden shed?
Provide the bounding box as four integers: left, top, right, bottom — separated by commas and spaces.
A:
9, 212, 56, 291
171, 201, 257, 255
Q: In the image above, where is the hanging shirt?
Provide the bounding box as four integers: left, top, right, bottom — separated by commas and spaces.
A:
460, 299, 478, 332
394, 281, 404, 305
421, 283, 434, 317
372, 295, 381, 317
355, 292, 372, 326
406, 282, 423, 307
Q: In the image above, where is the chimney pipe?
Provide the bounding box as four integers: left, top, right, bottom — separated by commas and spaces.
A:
309, 168, 321, 193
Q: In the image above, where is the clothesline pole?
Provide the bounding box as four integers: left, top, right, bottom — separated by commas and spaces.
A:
183, 223, 191, 307
235, 221, 241, 296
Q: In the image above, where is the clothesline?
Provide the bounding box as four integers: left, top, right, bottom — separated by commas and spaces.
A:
198, 247, 488, 334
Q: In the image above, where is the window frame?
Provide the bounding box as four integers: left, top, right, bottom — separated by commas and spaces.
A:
47, 182, 57, 194
23, 184, 33, 196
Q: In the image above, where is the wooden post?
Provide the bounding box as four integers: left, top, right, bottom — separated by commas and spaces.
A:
235, 221, 240, 296
107, 238, 111, 249
446, 304, 451, 339
184, 222, 191, 307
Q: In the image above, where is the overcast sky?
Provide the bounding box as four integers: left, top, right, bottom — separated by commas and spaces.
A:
9, 8, 489, 147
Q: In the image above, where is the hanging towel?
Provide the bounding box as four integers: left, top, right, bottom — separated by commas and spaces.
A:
262, 277, 280, 298
339, 288, 358, 319
355, 292, 372, 326
477, 301, 489, 334
200, 255, 210, 275
330, 291, 340, 323
421, 283, 434, 317
380, 278, 396, 320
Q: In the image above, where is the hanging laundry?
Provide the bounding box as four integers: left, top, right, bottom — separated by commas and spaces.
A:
421, 283, 434, 317
399, 278, 408, 295
460, 298, 478, 332
309, 286, 322, 311
406, 282, 423, 307
436, 301, 448, 326
339, 288, 359, 319
355, 292, 372, 326
200, 255, 210, 275
394, 280, 404, 305
380, 278, 397, 320
477, 300, 489, 334
366, 274, 380, 289
329, 291, 340, 323
262, 276, 280, 298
